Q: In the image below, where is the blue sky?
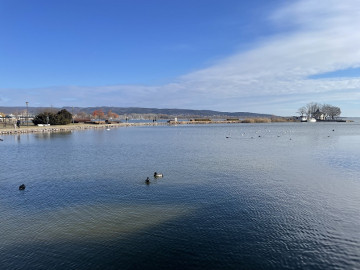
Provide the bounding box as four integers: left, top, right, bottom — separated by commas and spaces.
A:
1, 0, 360, 116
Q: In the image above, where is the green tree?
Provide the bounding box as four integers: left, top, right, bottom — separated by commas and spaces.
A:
56, 109, 73, 124
32, 109, 73, 125
32, 112, 54, 125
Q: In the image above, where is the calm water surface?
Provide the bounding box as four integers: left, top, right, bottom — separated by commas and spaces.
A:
1, 122, 360, 269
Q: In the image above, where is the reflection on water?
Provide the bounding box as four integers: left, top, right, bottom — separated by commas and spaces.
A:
1, 203, 194, 246
1, 122, 360, 269
33, 131, 73, 141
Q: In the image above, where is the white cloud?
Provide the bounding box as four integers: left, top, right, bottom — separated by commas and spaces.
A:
169, 0, 360, 113
2, 0, 360, 116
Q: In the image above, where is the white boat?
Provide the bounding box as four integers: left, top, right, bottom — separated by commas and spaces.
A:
300, 116, 307, 122
307, 118, 316, 123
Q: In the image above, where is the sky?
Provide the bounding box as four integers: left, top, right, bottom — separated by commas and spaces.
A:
1, 0, 360, 116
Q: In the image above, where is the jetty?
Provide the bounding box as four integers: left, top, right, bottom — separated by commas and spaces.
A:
0, 122, 165, 135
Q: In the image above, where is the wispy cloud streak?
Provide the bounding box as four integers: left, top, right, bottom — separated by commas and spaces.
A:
2, 0, 360, 115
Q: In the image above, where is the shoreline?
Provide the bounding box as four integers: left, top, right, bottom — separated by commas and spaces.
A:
0, 120, 237, 135
0, 120, 258, 135
0, 118, 349, 136
0, 122, 170, 135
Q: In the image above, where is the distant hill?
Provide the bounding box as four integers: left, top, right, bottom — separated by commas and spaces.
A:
0, 106, 275, 119
70, 106, 275, 118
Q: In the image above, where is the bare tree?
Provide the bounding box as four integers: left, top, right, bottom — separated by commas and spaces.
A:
329, 106, 341, 120
297, 106, 307, 116
321, 104, 341, 120
321, 104, 332, 119
305, 102, 321, 117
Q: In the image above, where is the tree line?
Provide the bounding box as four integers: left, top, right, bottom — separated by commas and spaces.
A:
32, 109, 121, 125
297, 103, 341, 120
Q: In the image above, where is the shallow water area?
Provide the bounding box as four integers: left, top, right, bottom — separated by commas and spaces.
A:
1, 122, 360, 269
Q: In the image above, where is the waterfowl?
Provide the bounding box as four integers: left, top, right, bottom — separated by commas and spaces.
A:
19, 184, 26, 190
145, 177, 151, 184
154, 172, 163, 178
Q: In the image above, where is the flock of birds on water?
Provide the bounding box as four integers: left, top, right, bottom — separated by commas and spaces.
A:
1, 127, 336, 190
14, 172, 164, 190
14, 172, 164, 191
225, 128, 336, 140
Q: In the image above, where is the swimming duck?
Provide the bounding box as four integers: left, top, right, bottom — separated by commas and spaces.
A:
154, 172, 163, 178
19, 184, 26, 190
145, 177, 151, 184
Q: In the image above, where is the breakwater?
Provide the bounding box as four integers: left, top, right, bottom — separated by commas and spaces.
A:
0, 122, 167, 135
0, 118, 296, 135
0, 120, 243, 135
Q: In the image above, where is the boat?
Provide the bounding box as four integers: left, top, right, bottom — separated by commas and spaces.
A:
307, 118, 316, 123
300, 116, 307, 122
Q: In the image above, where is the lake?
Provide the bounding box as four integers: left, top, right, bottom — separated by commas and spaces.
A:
1, 122, 359, 269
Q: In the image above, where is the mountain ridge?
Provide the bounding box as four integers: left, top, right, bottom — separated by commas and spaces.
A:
0, 106, 275, 118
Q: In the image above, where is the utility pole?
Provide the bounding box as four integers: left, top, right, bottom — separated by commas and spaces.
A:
26, 101, 29, 126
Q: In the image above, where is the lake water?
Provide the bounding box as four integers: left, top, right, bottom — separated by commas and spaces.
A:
1, 122, 359, 269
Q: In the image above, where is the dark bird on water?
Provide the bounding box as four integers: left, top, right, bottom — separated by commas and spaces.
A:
145, 177, 150, 184
19, 184, 26, 190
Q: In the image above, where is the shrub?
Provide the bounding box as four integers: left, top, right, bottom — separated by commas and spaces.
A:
56, 109, 73, 125
32, 109, 73, 125
241, 118, 271, 123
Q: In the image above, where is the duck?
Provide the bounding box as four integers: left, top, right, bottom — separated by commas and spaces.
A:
154, 172, 163, 178
19, 184, 26, 190
145, 177, 151, 184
